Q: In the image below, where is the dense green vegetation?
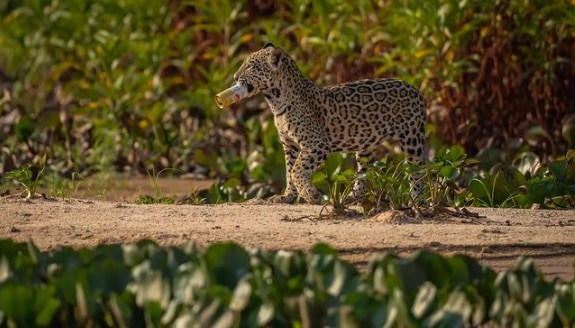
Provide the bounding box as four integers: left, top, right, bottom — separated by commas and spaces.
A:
1, 0, 574, 207
0, 239, 574, 327
1, 3, 573, 325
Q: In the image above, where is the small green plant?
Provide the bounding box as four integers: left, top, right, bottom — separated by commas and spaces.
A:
364, 155, 413, 211
469, 150, 575, 209
312, 153, 356, 210
5, 154, 47, 199
70, 172, 86, 195
208, 177, 247, 203
523, 150, 575, 208
42, 170, 88, 200
135, 168, 180, 204
182, 188, 207, 205
134, 194, 175, 205
44, 171, 70, 200
469, 170, 523, 208
422, 145, 475, 208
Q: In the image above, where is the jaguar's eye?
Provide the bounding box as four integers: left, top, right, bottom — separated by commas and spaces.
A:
247, 84, 254, 93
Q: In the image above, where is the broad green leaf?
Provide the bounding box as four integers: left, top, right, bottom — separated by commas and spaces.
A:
442, 290, 473, 321
212, 310, 234, 328
34, 285, 61, 327
0, 284, 35, 326
311, 171, 328, 186
556, 284, 575, 325
445, 255, 470, 285
145, 301, 164, 327
327, 261, 359, 297
412, 281, 437, 319
131, 261, 171, 308
204, 243, 250, 290
109, 291, 142, 328
425, 309, 465, 328
332, 174, 352, 183
325, 153, 343, 177
229, 277, 252, 311
534, 297, 556, 328
442, 145, 466, 163
439, 165, 459, 180
0, 257, 10, 283
412, 251, 450, 288
549, 160, 568, 182
514, 152, 541, 176
257, 302, 275, 326
310, 243, 338, 256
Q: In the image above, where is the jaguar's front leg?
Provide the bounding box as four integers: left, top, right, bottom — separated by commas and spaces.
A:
268, 142, 299, 204
291, 148, 328, 205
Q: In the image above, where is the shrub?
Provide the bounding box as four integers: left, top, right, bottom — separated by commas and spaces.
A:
0, 239, 573, 327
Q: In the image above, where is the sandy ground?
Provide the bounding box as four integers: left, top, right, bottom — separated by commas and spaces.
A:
1, 193, 574, 281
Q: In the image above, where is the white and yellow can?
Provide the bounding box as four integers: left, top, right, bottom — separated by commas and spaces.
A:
214, 84, 248, 108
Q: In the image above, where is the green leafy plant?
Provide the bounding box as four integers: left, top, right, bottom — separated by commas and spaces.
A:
416, 145, 475, 208
363, 155, 413, 211
44, 171, 70, 200
311, 153, 356, 210
5, 154, 46, 199
134, 168, 181, 204
470, 150, 575, 208
0, 239, 574, 327
70, 172, 87, 195
178, 188, 207, 205
469, 169, 524, 208
524, 150, 575, 208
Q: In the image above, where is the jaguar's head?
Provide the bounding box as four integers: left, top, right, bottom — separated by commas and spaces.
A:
233, 43, 289, 97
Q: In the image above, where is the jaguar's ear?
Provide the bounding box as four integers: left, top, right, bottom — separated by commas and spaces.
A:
268, 47, 284, 71
263, 42, 276, 49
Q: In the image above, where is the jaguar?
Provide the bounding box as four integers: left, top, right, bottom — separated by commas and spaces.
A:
232, 43, 426, 205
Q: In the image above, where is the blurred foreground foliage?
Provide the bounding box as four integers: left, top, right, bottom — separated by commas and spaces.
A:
0, 239, 574, 327
1, 0, 574, 205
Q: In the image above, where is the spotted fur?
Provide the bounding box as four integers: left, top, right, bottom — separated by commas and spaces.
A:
233, 43, 426, 204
